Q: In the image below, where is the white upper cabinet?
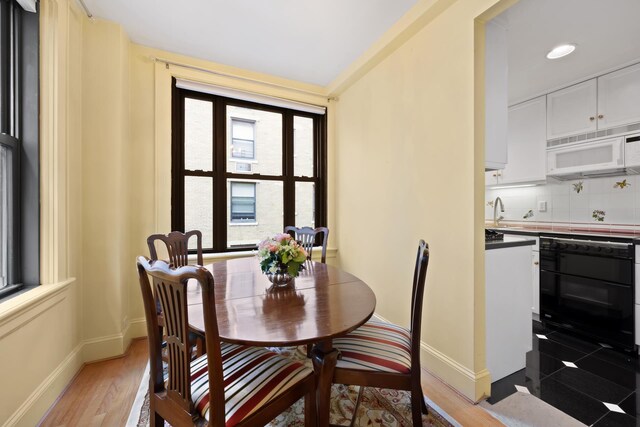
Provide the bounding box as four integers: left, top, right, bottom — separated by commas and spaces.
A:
546, 79, 597, 140
485, 20, 508, 170
501, 96, 547, 184
486, 96, 547, 186
597, 62, 640, 129
546, 62, 640, 140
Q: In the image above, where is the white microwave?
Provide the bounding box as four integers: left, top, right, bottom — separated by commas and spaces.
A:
547, 136, 626, 180
625, 133, 640, 172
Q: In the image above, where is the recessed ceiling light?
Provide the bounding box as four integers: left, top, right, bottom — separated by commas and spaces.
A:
546, 44, 576, 60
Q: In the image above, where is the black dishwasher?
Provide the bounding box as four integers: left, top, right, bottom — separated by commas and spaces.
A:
539, 236, 635, 351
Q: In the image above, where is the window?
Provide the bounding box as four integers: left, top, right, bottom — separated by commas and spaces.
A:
172, 81, 327, 252
230, 118, 255, 159
230, 182, 256, 222
0, 0, 39, 299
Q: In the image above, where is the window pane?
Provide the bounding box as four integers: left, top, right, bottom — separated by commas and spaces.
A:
185, 98, 213, 171
227, 179, 283, 248
294, 116, 314, 177
295, 181, 315, 228
227, 106, 282, 175
230, 182, 256, 222
184, 176, 213, 249
0, 145, 11, 288
231, 119, 255, 159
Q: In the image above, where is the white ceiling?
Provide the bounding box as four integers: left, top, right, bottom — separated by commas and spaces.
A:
83, 0, 418, 86
501, 0, 640, 104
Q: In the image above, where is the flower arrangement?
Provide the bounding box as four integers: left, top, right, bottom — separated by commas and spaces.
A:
257, 233, 308, 277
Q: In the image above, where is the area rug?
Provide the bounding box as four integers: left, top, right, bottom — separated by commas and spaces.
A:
127, 346, 459, 426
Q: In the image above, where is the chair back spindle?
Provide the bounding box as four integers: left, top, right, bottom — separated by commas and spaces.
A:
284, 226, 329, 263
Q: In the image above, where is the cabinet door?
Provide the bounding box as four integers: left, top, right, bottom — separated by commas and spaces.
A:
485, 170, 502, 186
532, 251, 540, 315
547, 79, 597, 140
484, 20, 508, 169
500, 96, 547, 184
598, 62, 640, 130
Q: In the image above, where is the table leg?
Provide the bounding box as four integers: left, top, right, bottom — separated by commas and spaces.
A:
311, 340, 339, 427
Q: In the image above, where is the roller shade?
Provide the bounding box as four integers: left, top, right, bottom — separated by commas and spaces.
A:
175, 78, 326, 115
16, 0, 36, 12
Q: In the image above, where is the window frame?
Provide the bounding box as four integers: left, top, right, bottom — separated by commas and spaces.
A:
171, 79, 327, 253
0, 0, 39, 300
229, 117, 256, 160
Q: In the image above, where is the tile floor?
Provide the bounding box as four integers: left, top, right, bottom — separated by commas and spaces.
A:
489, 321, 640, 426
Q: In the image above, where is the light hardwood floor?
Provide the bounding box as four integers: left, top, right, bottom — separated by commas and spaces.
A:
39, 339, 502, 426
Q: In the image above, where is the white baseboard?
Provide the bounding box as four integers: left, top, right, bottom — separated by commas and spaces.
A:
83, 317, 148, 362
420, 342, 491, 402
4, 317, 150, 427
124, 317, 148, 348
2, 343, 84, 427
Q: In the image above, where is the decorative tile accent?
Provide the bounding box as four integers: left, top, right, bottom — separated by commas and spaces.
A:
486, 200, 494, 208
523, 209, 534, 219
515, 385, 530, 394
614, 179, 631, 189
592, 210, 606, 222
572, 181, 584, 193
603, 402, 625, 414
536, 334, 548, 340
562, 361, 578, 368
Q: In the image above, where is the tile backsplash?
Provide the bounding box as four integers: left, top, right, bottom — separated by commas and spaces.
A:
485, 174, 640, 226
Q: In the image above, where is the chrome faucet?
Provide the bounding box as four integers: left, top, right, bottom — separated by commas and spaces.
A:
493, 196, 505, 227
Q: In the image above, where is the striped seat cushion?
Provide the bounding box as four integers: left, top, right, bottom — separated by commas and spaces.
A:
333, 320, 412, 374
187, 342, 312, 426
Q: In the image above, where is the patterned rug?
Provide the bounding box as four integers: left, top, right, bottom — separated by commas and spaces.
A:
128, 347, 458, 427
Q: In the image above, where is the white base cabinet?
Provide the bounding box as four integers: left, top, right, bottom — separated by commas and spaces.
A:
486, 244, 533, 382
532, 249, 540, 315
635, 245, 640, 351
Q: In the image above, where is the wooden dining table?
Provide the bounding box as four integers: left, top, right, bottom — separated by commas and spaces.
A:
186, 257, 376, 427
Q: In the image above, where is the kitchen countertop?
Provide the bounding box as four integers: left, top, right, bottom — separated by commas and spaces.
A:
485, 234, 537, 250
489, 226, 640, 243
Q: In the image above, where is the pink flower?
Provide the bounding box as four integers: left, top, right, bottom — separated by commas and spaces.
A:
274, 233, 291, 243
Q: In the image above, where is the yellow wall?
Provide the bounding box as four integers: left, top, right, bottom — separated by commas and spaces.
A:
0, 0, 85, 424
332, 0, 505, 400
0, 0, 515, 422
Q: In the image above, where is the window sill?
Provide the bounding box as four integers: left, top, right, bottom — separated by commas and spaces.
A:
228, 222, 258, 227
0, 278, 75, 326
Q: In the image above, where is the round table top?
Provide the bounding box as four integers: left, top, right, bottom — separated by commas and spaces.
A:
187, 257, 376, 347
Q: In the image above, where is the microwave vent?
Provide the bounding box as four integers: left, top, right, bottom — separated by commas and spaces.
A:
547, 122, 640, 148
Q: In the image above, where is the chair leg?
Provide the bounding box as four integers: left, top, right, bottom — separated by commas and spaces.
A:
150, 411, 164, 427
410, 385, 424, 426
196, 334, 205, 357
304, 387, 317, 427
349, 386, 365, 427
421, 393, 428, 415
306, 343, 313, 358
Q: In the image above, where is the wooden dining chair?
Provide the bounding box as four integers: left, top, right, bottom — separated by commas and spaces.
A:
327, 240, 430, 426
137, 256, 317, 427
284, 226, 329, 263
147, 230, 205, 357
147, 230, 204, 267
